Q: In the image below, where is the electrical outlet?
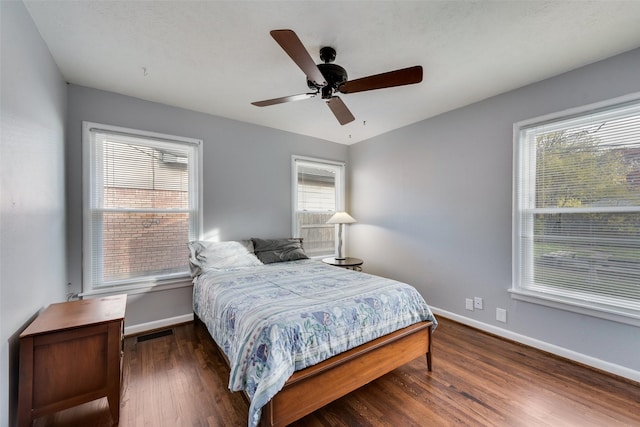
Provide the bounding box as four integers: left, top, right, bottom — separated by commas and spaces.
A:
465, 298, 474, 311
496, 308, 507, 323
474, 297, 483, 310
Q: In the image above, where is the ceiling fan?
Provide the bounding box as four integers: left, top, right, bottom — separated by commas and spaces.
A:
252, 29, 423, 126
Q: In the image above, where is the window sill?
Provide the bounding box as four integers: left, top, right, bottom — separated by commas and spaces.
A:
80, 276, 193, 298
509, 288, 640, 327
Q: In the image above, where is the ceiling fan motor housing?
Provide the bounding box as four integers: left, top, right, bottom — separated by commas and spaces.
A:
309, 63, 348, 98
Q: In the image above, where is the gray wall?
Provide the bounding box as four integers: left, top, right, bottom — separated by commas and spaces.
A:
348, 48, 640, 379
66, 85, 348, 328
0, 1, 68, 426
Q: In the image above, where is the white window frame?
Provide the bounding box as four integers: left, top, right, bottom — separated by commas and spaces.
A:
82, 121, 203, 296
292, 155, 346, 258
512, 93, 640, 327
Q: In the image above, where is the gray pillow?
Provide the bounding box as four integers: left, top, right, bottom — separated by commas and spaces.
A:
251, 238, 309, 264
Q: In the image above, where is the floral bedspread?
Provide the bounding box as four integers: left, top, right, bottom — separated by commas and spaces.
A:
193, 259, 437, 427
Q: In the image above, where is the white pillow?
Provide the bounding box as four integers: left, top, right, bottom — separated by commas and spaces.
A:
187, 240, 262, 277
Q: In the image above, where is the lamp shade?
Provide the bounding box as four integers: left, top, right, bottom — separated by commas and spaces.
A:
326, 212, 356, 224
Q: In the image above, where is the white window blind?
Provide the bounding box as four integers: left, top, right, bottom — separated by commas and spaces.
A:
292, 156, 345, 257
83, 122, 201, 292
514, 97, 640, 319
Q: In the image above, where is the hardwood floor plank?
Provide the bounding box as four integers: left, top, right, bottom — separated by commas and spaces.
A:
33, 317, 640, 426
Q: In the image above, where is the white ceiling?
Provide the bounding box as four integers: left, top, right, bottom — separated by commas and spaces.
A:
24, 1, 640, 145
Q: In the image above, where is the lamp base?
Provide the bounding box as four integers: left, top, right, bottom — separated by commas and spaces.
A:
334, 257, 346, 261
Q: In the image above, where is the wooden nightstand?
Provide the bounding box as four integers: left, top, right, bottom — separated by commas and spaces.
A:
17, 295, 127, 427
322, 257, 363, 271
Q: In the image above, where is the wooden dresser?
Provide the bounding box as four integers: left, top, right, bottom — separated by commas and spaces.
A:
17, 295, 127, 427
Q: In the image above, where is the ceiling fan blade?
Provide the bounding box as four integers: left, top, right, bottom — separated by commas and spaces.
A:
270, 29, 327, 87
326, 96, 355, 125
339, 65, 423, 94
252, 93, 317, 107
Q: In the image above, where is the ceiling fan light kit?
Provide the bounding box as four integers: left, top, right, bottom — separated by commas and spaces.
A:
252, 29, 423, 126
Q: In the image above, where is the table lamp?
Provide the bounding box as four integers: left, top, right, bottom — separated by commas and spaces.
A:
327, 212, 356, 260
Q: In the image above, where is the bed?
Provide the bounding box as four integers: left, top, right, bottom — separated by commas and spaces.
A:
189, 238, 437, 427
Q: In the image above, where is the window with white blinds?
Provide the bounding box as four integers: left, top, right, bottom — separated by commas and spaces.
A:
82, 122, 202, 293
513, 96, 640, 322
292, 156, 345, 257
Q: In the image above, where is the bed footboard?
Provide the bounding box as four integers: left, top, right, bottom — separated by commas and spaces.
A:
260, 321, 433, 427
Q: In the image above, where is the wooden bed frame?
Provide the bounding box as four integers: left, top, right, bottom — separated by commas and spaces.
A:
195, 315, 433, 427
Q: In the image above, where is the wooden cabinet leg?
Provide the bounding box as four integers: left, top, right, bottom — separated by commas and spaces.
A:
107, 392, 120, 424
17, 409, 33, 427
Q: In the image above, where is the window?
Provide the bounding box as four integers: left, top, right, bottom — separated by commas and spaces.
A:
292, 156, 345, 257
83, 122, 202, 293
513, 95, 640, 324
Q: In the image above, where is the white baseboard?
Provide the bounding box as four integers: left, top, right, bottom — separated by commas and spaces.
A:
430, 307, 640, 384
124, 313, 194, 336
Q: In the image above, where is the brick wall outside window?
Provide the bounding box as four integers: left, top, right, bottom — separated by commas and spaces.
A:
102, 187, 189, 281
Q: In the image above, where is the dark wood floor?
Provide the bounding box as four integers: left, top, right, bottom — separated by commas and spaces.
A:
34, 317, 640, 426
